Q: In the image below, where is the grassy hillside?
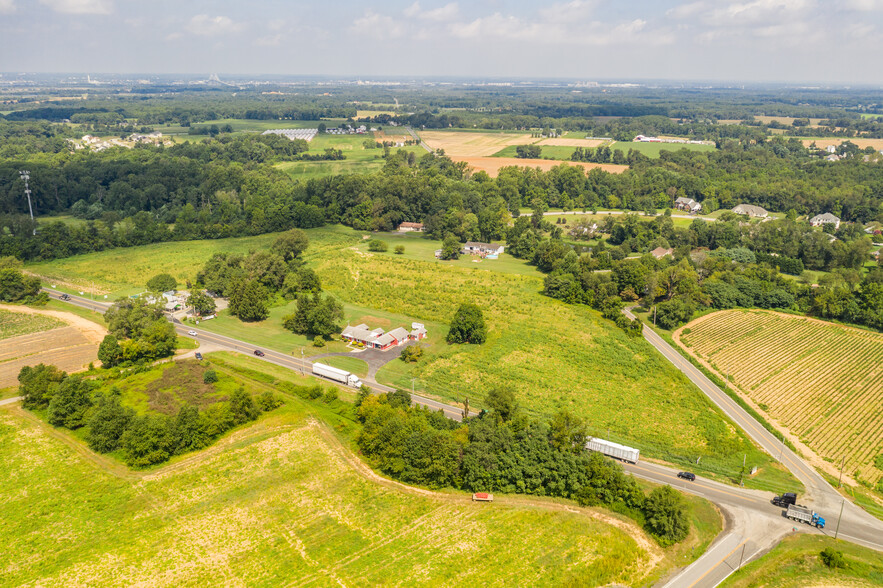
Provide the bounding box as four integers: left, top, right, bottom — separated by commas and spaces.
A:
0, 354, 709, 587
721, 534, 883, 587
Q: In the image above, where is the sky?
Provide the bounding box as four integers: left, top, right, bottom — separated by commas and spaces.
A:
2, 0, 883, 83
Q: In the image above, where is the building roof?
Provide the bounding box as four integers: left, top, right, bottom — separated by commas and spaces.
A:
342, 324, 375, 341
375, 333, 396, 346
387, 327, 410, 341
733, 204, 768, 217
810, 212, 840, 224
650, 247, 674, 259
675, 196, 695, 205
410, 326, 427, 336
464, 241, 503, 250
399, 222, 424, 229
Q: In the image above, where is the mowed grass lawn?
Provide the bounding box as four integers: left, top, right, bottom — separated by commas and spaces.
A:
0, 384, 665, 586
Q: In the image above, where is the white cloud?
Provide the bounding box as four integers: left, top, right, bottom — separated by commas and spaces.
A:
845, 0, 883, 9
353, 11, 405, 36
539, 0, 598, 23
404, 2, 459, 21
187, 15, 243, 37
39, 0, 112, 14
0, 0, 15, 14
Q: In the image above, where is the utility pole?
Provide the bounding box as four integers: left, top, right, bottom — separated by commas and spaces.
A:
835, 499, 845, 539
653, 305, 657, 327
19, 170, 36, 235
838, 456, 845, 488
738, 542, 746, 569
740, 454, 746, 487
411, 378, 416, 394
300, 347, 304, 375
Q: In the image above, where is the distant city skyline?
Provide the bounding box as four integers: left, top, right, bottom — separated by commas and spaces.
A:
2, 1, 883, 84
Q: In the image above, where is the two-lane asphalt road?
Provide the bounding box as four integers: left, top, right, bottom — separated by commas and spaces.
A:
43, 289, 472, 421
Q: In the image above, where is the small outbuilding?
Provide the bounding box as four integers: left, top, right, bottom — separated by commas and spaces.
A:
398, 222, 425, 232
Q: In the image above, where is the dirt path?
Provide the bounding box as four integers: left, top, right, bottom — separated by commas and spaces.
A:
0, 303, 107, 344
672, 311, 858, 487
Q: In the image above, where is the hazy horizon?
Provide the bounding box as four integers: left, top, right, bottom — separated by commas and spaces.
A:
2, 1, 883, 84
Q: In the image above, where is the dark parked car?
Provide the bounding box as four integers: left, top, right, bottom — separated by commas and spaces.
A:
60, 293, 71, 300
254, 350, 265, 357
677, 471, 696, 481
195, 352, 203, 360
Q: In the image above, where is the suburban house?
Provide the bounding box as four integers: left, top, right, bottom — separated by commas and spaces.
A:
398, 222, 425, 232
810, 212, 841, 229
732, 204, 769, 218
675, 196, 702, 214
650, 247, 674, 259
462, 242, 505, 257
341, 323, 426, 350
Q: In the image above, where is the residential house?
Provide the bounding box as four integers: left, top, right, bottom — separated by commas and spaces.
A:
732, 204, 769, 218
674, 196, 702, 214
650, 247, 674, 259
810, 212, 841, 229
462, 242, 505, 257
398, 222, 425, 232
341, 324, 419, 350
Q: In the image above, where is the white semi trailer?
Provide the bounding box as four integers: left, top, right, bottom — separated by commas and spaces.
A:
312, 362, 363, 388
585, 437, 640, 464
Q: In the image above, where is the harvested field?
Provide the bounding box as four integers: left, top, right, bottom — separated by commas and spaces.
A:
420, 130, 536, 157
537, 137, 608, 148
0, 305, 105, 388
373, 130, 411, 144
676, 310, 883, 486
801, 137, 883, 150
755, 116, 826, 126
456, 156, 628, 177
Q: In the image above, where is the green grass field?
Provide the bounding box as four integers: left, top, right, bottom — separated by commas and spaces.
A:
321, 356, 370, 377
0, 352, 694, 587
721, 534, 883, 587
23, 225, 800, 491
0, 308, 65, 340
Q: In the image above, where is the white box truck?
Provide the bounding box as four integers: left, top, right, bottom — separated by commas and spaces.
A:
312, 362, 363, 388
585, 437, 640, 464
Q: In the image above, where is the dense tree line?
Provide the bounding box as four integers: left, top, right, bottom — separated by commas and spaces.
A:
515, 213, 883, 332
18, 362, 282, 467
356, 388, 690, 545
0, 256, 44, 302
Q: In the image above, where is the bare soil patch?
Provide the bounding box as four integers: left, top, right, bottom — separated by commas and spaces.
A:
455, 156, 628, 177
801, 137, 883, 150
537, 137, 607, 148
0, 303, 106, 343
420, 131, 536, 157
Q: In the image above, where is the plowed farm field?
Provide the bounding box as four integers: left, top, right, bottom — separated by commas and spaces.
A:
0, 305, 105, 388
420, 130, 536, 156
455, 157, 628, 177
676, 310, 883, 485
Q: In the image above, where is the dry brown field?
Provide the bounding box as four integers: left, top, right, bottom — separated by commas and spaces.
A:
676, 309, 883, 486
373, 130, 411, 144
537, 137, 607, 148
455, 156, 628, 177
420, 130, 536, 157
0, 305, 105, 388
755, 116, 826, 126
801, 137, 883, 150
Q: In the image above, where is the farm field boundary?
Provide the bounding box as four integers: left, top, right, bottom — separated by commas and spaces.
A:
674, 309, 883, 490
454, 156, 628, 177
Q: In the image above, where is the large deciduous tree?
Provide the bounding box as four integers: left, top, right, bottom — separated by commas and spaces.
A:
446, 303, 487, 344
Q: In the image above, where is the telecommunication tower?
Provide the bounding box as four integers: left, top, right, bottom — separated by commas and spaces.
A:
19, 170, 36, 235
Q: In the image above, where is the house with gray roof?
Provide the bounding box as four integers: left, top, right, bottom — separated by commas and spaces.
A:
675, 196, 701, 214
809, 212, 841, 229
732, 204, 769, 218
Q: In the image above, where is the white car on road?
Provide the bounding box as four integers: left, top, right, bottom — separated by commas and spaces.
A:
188, 330, 197, 336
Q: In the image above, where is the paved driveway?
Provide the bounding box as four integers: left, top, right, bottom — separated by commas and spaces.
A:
312, 342, 414, 380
